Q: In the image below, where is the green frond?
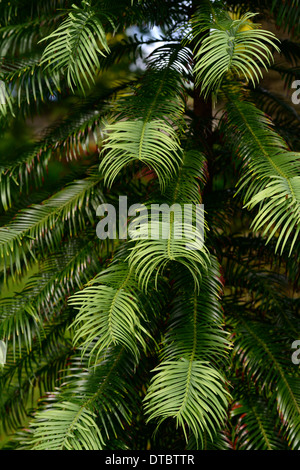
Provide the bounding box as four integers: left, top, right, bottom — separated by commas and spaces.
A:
231, 318, 300, 449
0, 174, 104, 277
27, 346, 139, 450
0, 81, 129, 209
164, 261, 230, 363
0, 324, 73, 433
0, 58, 61, 115
69, 263, 152, 362
0, 309, 72, 392
0, 17, 58, 57
99, 68, 186, 189
162, 149, 207, 205
147, 43, 192, 76
222, 92, 300, 254
30, 401, 105, 450
144, 257, 230, 444
100, 119, 182, 189
0, 235, 103, 359
193, 9, 280, 98
0, 144, 53, 211
271, 0, 300, 35
144, 359, 230, 444
123, 148, 208, 292
231, 395, 286, 450
40, 1, 111, 93
127, 212, 208, 293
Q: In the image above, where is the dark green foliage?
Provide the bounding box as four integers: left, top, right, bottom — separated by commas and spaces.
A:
0, 0, 299, 451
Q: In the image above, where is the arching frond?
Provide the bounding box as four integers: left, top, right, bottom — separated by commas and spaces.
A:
163, 259, 230, 363
231, 318, 300, 449
230, 394, 287, 450
144, 359, 229, 444
27, 346, 139, 450
144, 257, 231, 444
0, 15, 60, 57
0, 81, 129, 209
127, 212, 208, 292
0, 317, 73, 434
69, 263, 153, 361
40, 1, 111, 93
221, 91, 300, 254
162, 149, 207, 205
125, 148, 208, 292
100, 119, 182, 189
0, 174, 104, 277
100, 68, 186, 189
31, 401, 105, 450
0, 235, 103, 359
0, 58, 61, 115
193, 9, 279, 98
